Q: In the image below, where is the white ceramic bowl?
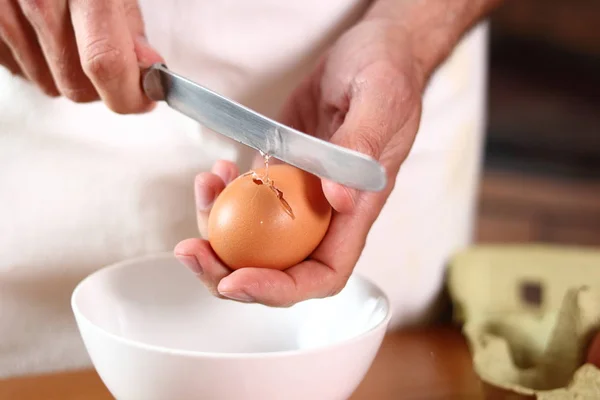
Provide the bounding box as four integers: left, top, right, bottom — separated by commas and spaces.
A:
72, 253, 391, 400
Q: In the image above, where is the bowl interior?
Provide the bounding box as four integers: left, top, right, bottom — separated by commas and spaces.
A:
72, 254, 389, 355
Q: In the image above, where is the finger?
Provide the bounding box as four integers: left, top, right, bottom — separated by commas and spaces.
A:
0, 39, 22, 76
211, 159, 239, 186
217, 261, 338, 306
174, 238, 231, 298
195, 160, 239, 238
18, 0, 98, 102
194, 173, 225, 239
0, 0, 58, 95
324, 98, 390, 213
321, 178, 357, 214
121, 0, 162, 68
69, 0, 150, 113
324, 66, 419, 212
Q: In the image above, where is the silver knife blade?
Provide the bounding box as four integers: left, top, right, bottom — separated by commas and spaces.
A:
142, 63, 387, 192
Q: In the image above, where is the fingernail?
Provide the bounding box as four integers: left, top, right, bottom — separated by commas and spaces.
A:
176, 255, 203, 275
219, 290, 255, 303
195, 185, 215, 211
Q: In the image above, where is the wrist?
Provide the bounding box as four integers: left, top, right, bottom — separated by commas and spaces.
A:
363, 0, 503, 80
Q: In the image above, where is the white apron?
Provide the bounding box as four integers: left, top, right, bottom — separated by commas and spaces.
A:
0, 0, 488, 377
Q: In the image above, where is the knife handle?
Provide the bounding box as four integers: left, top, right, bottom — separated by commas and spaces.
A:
141, 63, 169, 102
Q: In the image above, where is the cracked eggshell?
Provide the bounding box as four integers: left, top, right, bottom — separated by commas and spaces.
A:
207, 164, 332, 270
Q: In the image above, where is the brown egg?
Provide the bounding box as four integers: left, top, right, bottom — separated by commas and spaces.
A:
208, 164, 332, 270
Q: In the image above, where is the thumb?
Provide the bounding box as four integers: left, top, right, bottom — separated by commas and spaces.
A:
323, 67, 423, 213
134, 36, 164, 68
122, 0, 164, 68
323, 97, 391, 214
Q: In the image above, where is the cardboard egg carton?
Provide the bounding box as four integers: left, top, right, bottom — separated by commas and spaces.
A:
447, 245, 600, 398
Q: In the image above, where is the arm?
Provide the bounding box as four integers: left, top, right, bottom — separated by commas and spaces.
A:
176, 0, 505, 306
365, 0, 505, 81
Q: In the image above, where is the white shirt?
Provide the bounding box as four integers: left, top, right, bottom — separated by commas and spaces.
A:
0, 0, 488, 377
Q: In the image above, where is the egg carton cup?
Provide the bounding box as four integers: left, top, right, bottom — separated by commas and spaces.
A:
465, 287, 600, 399
447, 245, 600, 399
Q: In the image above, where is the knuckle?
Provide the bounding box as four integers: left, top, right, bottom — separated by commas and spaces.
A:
364, 61, 419, 104
81, 39, 126, 83
386, 67, 420, 107
353, 129, 382, 159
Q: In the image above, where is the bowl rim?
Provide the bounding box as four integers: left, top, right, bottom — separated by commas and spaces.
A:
71, 252, 392, 359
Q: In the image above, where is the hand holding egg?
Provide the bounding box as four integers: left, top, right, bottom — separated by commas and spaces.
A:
174, 17, 426, 307
173, 156, 390, 307
175, 159, 344, 306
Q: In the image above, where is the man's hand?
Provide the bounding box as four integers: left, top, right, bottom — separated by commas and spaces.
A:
174, 0, 503, 306
174, 19, 423, 306
0, 0, 162, 113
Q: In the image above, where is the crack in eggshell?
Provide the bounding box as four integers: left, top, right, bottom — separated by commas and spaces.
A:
243, 171, 295, 219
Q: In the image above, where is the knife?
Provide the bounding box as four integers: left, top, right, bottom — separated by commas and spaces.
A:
141, 63, 387, 192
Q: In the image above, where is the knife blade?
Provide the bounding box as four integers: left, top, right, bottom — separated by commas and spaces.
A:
142, 63, 387, 192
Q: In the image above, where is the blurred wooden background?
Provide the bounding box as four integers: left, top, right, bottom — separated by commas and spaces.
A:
475, 0, 600, 246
